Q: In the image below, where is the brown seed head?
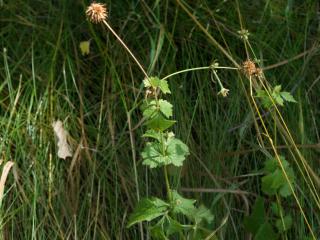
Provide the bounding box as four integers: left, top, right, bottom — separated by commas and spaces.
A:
86, 2, 108, 23
243, 59, 261, 76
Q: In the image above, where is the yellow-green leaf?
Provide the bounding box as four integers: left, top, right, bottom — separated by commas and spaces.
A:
79, 41, 90, 56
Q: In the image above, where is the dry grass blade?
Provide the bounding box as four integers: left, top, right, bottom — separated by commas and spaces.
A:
0, 161, 14, 203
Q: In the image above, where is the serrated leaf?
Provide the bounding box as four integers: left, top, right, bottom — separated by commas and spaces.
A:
142, 100, 158, 119
264, 159, 278, 172
275, 215, 292, 233
127, 198, 169, 227
159, 79, 171, 94
142, 137, 189, 168
279, 167, 295, 197
141, 142, 166, 168
192, 205, 214, 224
143, 129, 162, 141
79, 41, 90, 56
256, 90, 267, 98
254, 222, 278, 240
171, 190, 196, 217
143, 77, 171, 94
280, 92, 297, 103
256, 85, 296, 108
273, 85, 282, 94
261, 157, 295, 197
256, 90, 272, 108
165, 216, 184, 236
244, 197, 267, 235
145, 114, 176, 131
274, 95, 284, 106
143, 76, 160, 88
158, 100, 173, 118
166, 138, 189, 167
142, 99, 173, 120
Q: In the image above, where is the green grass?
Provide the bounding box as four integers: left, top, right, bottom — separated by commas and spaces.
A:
0, 0, 320, 239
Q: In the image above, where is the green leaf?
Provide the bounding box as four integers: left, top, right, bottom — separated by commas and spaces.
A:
79, 41, 90, 56
171, 190, 196, 217
256, 90, 267, 98
159, 79, 171, 94
261, 173, 279, 195
275, 215, 292, 233
150, 224, 168, 240
165, 216, 184, 236
273, 85, 282, 94
149, 213, 184, 239
145, 114, 176, 131
192, 205, 214, 224
254, 222, 278, 240
143, 77, 171, 94
244, 197, 267, 235
141, 137, 189, 168
256, 90, 272, 108
256, 85, 296, 108
142, 99, 172, 121
127, 198, 169, 227
261, 156, 295, 197
143, 76, 160, 88
279, 167, 295, 197
141, 141, 166, 168
280, 92, 297, 103
273, 94, 284, 106
166, 138, 189, 167
264, 158, 279, 172
142, 129, 162, 141
158, 100, 173, 118
270, 202, 283, 217
142, 100, 158, 119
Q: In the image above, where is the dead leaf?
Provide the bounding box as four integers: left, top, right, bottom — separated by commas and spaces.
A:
0, 161, 14, 203
52, 120, 73, 159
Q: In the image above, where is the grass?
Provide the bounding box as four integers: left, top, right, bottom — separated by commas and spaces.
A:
1, 0, 320, 239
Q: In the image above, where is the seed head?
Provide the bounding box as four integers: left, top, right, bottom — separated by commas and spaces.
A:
243, 59, 261, 76
86, 2, 108, 23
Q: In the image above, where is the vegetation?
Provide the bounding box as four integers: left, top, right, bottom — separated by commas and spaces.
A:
0, 0, 319, 239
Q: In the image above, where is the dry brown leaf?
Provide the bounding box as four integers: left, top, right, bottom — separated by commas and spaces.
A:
52, 120, 72, 159
0, 161, 14, 203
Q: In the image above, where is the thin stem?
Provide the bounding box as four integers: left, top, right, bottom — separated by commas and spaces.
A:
161, 66, 238, 81
164, 166, 172, 201
160, 132, 172, 201
101, 20, 147, 239
212, 69, 224, 89
102, 20, 149, 79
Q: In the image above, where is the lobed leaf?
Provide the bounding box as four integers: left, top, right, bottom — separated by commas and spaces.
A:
141, 137, 189, 168
275, 215, 292, 233
143, 77, 171, 94
261, 156, 295, 197
192, 205, 214, 224
127, 198, 169, 227
171, 190, 196, 217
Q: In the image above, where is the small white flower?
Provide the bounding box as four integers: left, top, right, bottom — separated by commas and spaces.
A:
238, 29, 250, 40
218, 88, 230, 97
